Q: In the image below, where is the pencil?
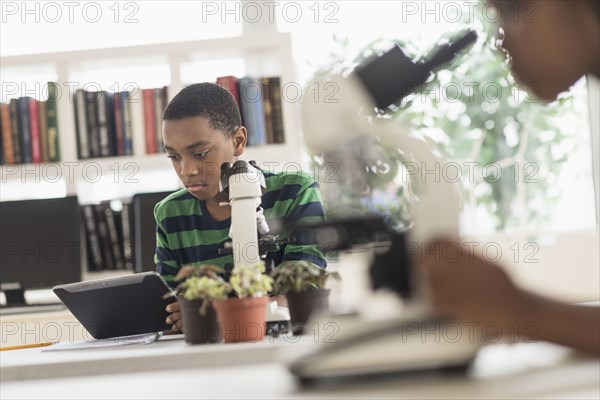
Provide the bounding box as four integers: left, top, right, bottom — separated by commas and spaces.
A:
0, 342, 55, 351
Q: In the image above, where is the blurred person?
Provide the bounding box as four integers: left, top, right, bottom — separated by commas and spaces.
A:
423, 0, 600, 354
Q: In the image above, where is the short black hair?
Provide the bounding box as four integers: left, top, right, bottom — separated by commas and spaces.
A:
163, 82, 241, 135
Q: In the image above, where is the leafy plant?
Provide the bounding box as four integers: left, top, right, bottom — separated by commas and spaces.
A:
174, 264, 231, 315
229, 262, 273, 298
271, 260, 341, 294
305, 15, 587, 233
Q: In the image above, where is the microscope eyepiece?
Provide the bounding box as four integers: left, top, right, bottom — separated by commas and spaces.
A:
221, 162, 233, 172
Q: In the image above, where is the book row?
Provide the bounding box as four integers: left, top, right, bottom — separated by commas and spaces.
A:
1, 76, 287, 166
216, 76, 286, 145
82, 201, 135, 272
0, 82, 60, 165
74, 88, 137, 159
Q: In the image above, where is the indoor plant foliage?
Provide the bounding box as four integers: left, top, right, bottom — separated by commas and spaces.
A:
212, 262, 274, 343
271, 260, 340, 334
174, 264, 230, 344
271, 260, 340, 294
229, 261, 273, 298
307, 17, 586, 233
175, 264, 230, 315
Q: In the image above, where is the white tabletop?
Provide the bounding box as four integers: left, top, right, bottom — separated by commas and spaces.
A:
0, 333, 314, 381
1, 336, 598, 399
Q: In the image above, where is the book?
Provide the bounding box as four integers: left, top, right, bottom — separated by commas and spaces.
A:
85, 90, 100, 158
142, 89, 156, 154
106, 92, 117, 156
120, 200, 134, 270
97, 91, 110, 157
121, 91, 134, 156
82, 204, 103, 271
38, 100, 49, 162
73, 89, 90, 159
216, 76, 241, 110
153, 88, 165, 153
113, 92, 125, 156
261, 78, 275, 144
160, 86, 169, 152
46, 82, 60, 162
239, 77, 267, 146
0, 103, 14, 164
28, 98, 41, 164
17, 97, 32, 164
0, 104, 3, 165
9, 99, 21, 164
94, 203, 116, 270
104, 204, 124, 270
0, 114, 3, 165
267, 77, 285, 143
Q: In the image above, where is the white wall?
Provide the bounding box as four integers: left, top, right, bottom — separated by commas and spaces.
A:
489, 231, 600, 302
588, 76, 600, 226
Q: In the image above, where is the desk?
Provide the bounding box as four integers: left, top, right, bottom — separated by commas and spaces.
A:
1, 336, 598, 399
1, 309, 87, 347
0, 333, 314, 381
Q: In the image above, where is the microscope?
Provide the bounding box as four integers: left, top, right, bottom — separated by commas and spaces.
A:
289, 31, 482, 383
218, 160, 291, 335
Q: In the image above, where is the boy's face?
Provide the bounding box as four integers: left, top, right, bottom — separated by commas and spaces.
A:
494, 0, 597, 101
163, 116, 246, 201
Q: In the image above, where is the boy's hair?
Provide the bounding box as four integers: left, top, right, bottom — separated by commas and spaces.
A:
163, 82, 241, 135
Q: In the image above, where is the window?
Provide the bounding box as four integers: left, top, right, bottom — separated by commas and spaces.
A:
278, 1, 597, 235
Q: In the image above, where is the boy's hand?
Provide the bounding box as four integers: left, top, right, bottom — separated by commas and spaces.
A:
166, 300, 184, 332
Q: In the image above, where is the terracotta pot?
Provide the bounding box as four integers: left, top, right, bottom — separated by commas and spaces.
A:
179, 296, 221, 344
212, 296, 269, 343
286, 289, 330, 335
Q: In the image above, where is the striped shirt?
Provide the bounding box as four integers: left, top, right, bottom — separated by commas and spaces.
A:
154, 170, 327, 287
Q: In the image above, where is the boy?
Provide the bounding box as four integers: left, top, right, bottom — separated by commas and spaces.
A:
155, 82, 327, 332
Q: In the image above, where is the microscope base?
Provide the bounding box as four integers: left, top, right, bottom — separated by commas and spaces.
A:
289, 314, 481, 385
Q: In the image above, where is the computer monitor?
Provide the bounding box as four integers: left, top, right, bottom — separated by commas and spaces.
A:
132, 191, 174, 273
0, 196, 82, 307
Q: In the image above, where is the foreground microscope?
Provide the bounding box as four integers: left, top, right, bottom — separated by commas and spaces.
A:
290, 31, 482, 383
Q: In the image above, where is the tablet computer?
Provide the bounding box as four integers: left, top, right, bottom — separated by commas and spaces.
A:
53, 272, 176, 339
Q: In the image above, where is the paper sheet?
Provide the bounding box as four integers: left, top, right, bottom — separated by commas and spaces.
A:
42, 332, 162, 351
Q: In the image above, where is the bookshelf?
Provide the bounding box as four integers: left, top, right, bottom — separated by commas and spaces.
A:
1, 32, 303, 203
1, 30, 306, 278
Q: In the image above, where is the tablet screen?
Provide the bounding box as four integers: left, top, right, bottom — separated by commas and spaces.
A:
53, 272, 175, 339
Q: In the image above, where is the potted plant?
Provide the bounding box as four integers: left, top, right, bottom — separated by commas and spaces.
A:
174, 264, 230, 344
271, 260, 341, 335
212, 262, 273, 343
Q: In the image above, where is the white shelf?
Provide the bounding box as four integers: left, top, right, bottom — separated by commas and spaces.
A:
0, 33, 292, 66
1, 31, 304, 202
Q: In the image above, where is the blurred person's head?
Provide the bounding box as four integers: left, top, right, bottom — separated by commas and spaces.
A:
492, 0, 600, 101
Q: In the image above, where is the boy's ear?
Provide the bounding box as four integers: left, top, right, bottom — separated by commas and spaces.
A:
233, 127, 247, 156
